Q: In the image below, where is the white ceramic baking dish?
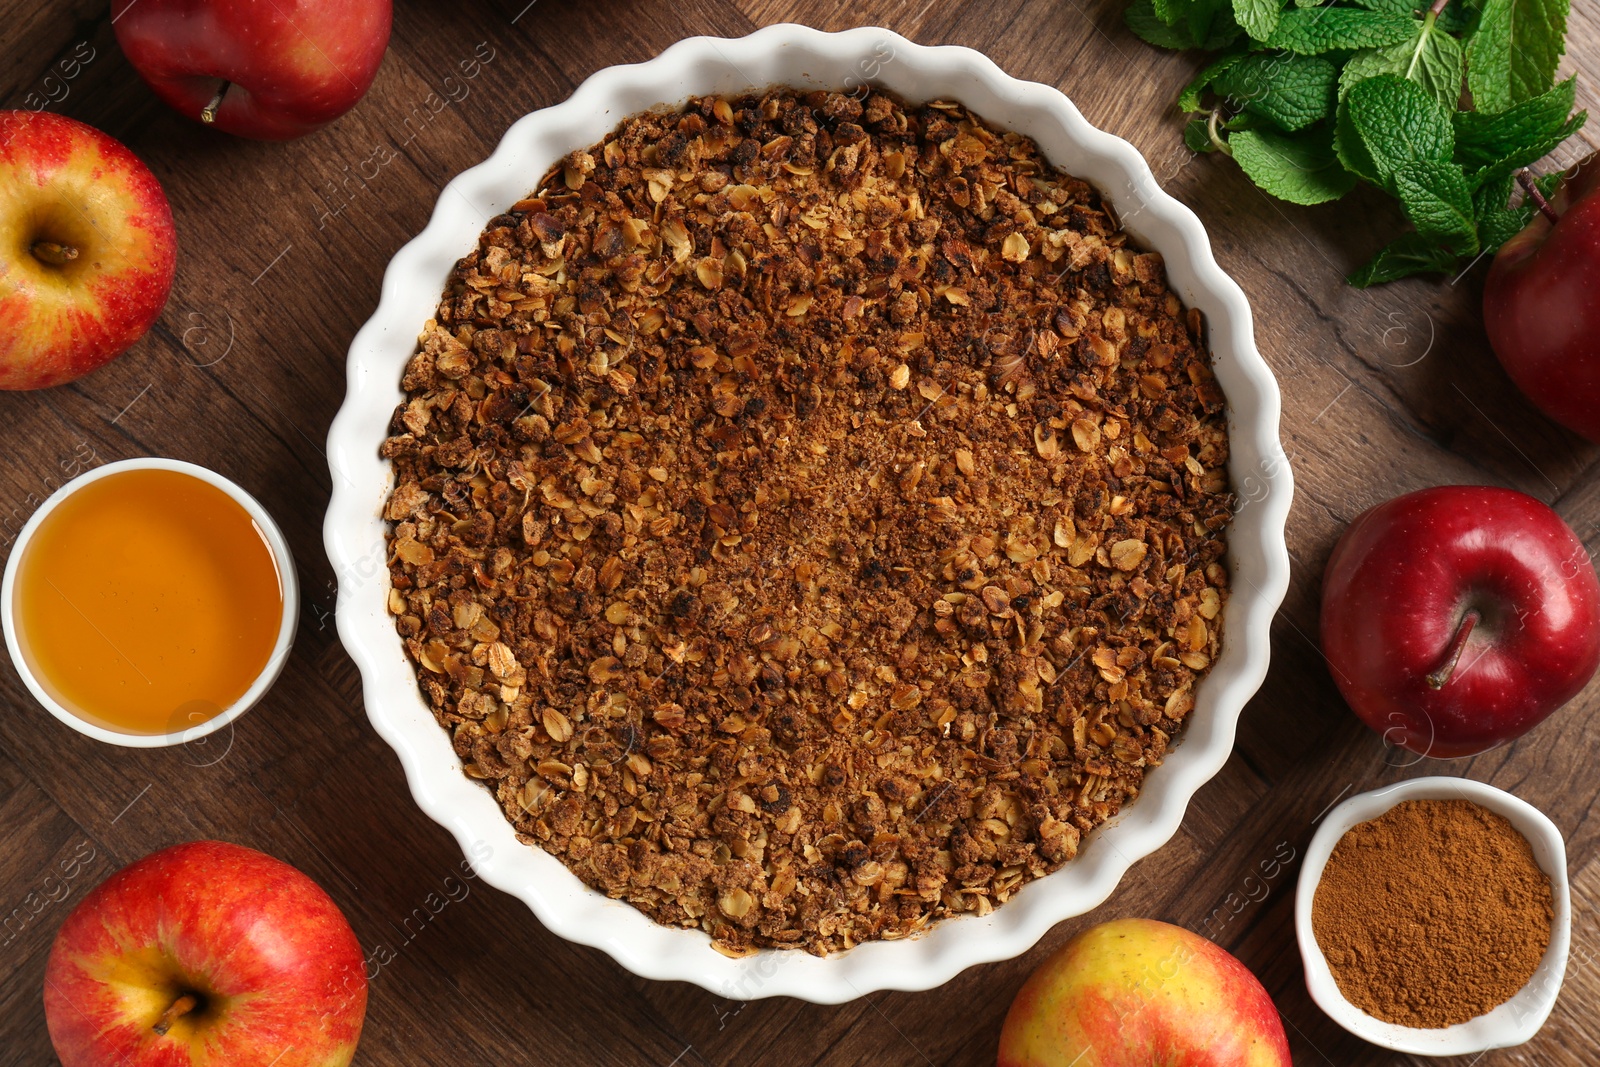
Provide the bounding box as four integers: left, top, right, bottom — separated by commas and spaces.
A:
325, 23, 1292, 1003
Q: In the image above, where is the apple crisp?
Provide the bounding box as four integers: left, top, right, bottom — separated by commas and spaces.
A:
381, 88, 1233, 955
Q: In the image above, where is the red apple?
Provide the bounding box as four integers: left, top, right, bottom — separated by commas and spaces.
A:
0, 110, 176, 390
111, 0, 392, 141
1320, 485, 1600, 758
997, 918, 1291, 1067
44, 841, 367, 1067
1483, 157, 1600, 442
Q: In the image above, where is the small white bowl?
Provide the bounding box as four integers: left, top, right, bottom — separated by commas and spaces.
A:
1295, 776, 1571, 1055
1, 457, 298, 749
326, 24, 1293, 1001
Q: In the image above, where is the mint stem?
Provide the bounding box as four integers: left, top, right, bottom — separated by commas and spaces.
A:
1516, 169, 1560, 225
1406, 0, 1449, 80
1206, 108, 1232, 158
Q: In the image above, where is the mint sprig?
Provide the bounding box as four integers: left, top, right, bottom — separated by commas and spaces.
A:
1127, 0, 1586, 285
1468, 0, 1569, 114
1232, 125, 1359, 203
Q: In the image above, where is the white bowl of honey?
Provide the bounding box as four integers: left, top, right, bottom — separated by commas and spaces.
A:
1, 458, 297, 747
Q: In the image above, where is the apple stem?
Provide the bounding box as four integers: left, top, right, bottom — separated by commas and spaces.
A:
1517, 169, 1560, 226
152, 992, 200, 1036
200, 81, 231, 125
1426, 609, 1480, 690
30, 241, 79, 266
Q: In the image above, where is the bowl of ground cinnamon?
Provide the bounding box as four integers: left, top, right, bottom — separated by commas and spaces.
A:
1295, 777, 1571, 1055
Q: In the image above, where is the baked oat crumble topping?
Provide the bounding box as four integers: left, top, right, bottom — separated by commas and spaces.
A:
381, 88, 1233, 955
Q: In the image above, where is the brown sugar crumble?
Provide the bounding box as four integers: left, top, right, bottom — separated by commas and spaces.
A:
380, 88, 1234, 955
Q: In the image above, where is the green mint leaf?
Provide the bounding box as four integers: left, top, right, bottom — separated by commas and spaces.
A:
1352, 0, 1477, 31
1197, 0, 1247, 49
1230, 126, 1361, 204
1185, 0, 1239, 42
1348, 232, 1462, 286
1471, 168, 1517, 216
1152, 0, 1186, 23
1467, 0, 1569, 113
1263, 9, 1418, 54
1392, 159, 1479, 253
1213, 53, 1340, 132
1470, 167, 1560, 253
1454, 76, 1583, 168
1157, 0, 1238, 44
1178, 81, 1205, 115
1127, 0, 1242, 50
1477, 203, 1535, 249
1185, 117, 1219, 152
1173, 0, 1247, 50
1339, 16, 1466, 111
1233, 0, 1281, 41
1127, 0, 1197, 49
1436, 0, 1480, 35
1346, 0, 1419, 14
1336, 74, 1455, 190
1179, 52, 1248, 112
1467, 110, 1585, 189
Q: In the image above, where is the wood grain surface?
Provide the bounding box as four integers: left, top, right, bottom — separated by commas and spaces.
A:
4, 1, 1599, 1064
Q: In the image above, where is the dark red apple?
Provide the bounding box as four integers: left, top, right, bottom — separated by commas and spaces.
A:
1483, 157, 1600, 442
0, 110, 176, 389
111, 0, 392, 141
1320, 485, 1600, 758
44, 841, 367, 1067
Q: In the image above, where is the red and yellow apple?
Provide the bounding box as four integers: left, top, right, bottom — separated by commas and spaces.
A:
0, 110, 176, 390
44, 841, 367, 1067
998, 918, 1291, 1067
111, 0, 392, 140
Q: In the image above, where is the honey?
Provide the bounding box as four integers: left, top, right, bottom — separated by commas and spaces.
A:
12, 468, 283, 735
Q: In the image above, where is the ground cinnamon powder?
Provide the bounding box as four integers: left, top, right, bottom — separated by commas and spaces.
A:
1311, 798, 1553, 1028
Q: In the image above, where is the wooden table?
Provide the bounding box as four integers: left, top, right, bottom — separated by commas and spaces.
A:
5, 1, 1600, 1063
